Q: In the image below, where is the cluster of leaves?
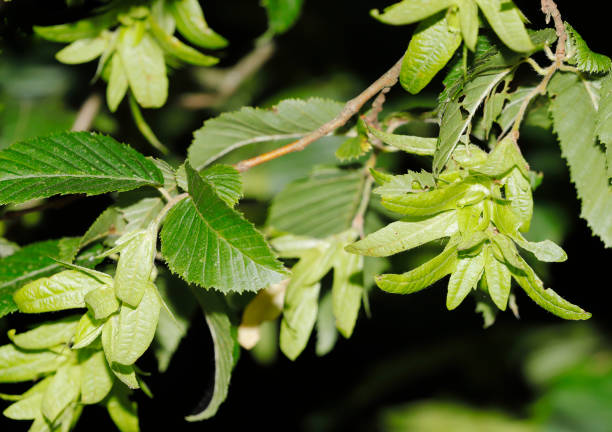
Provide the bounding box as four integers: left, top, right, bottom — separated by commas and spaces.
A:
371, 0, 535, 93
348, 133, 589, 321
35, 0, 227, 110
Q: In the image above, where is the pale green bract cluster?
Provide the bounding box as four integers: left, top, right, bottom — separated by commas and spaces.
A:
35, 0, 227, 110
346, 133, 590, 321
0, 223, 159, 431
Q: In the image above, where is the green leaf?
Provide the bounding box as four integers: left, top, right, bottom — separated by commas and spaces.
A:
199, 164, 243, 207
1, 240, 66, 318
55, 36, 107, 64
382, 181, 471, 216
80, 350, 113, 405
335, 136, 371, 161
107, 54, 129, 112
370, 0, 454, 25
548, 73, 612, 246
483, 245, 511, 310
112, 282, 161, 366
267, 168, 365, 238
262, 0, 305, 35
435, 68, 512, 174
281, 281, 320, 360
41, 365, 81, 422
400, 12, 462, 94
504, 167, 533, 232
114, 223, 157, 307
3, 391, 43, 420
107, 386, 140, 432
33, 12, 117, 43
0, 345, 64, 383
488, 231, 522, 269
118, 26, 168, 108
161, 163, 286, 293
153, 273, 197, 372
513, 235, 567, 263
315, 291, 338, 356
471, 136, 529, 179
596, 73, 612, 180
84, 284, 119, 319
189, 98, 343, 169
0, 131, 164, 205
101, 315, 140, 389
332, 245, 363, 338
474, 0, 533, 52
346, 210, 457, 257
496, 86, 536, 136
81, 207, 126, 249
168, 0, 228, 49
187, 289, 236, 421
280, 241, 339, 359
446, 251, 485, 310
510, 256, 590, 320
457, 0, 478, 51
376, 242, 458, 294
120, 197, 164, 234
8, 316, 79, 350
149, 16, 219, 67
565, 22, 612, 74
14, 270, 113, 314
73, 312, 104, 350
367, 124, 436, 155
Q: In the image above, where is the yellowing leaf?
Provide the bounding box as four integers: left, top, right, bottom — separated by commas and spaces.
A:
80, 351, 113, 405
112, 282, 161, 366
377, 242, 458, 294
446, 252, 485, 309
400, 12, 462, 94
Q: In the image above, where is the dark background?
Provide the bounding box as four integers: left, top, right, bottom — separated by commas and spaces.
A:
1, 1, 611, 431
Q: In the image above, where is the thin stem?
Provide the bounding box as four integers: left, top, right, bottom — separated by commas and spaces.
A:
153, 192, 188, 228
129, 93, 170, 155
180, 40, 275, 109
157, 187, 173, 202
507, 0, 568, 140
233, 56, 404, 172
72, 93, 101, 131
524, 58, 547, 76
351, 155, 377, 239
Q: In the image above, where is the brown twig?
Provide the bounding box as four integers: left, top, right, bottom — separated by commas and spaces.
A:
233, 56, 403, 173
180, 41, 276, 109
508, 0, 567, 141
72, 93, 102, 132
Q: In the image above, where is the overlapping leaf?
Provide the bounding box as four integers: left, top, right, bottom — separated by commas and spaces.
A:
161, 164, 286, 293
548, 73, 612, 246
267, 168, 365, 238
565, 22, 612, 74
0, 132, 163, 205
186, 290, 236, 421
188, 98, 343, 169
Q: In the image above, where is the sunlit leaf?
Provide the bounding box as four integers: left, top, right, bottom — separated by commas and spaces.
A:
161, 164, 286, 293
